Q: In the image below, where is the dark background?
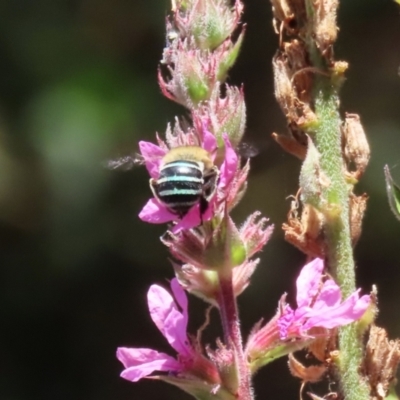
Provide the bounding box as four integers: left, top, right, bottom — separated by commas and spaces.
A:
0, 0, 399, 399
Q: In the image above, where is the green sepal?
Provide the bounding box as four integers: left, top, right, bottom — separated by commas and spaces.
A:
228, 217, 247, 267
356, 286, 377, 336
216, 91, 246, 149
192, 13, 230, 51
204, 215, 246, 270
155, 375, 236, 400
217, 30, 245, 82
384, 165, 400, 222
185, 75, 212, 106
249, 339, 313, 374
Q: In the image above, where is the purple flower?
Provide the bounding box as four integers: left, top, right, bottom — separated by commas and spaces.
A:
116, 279, 192, 382
138, 127, 238, 230
278, 258, 370, 339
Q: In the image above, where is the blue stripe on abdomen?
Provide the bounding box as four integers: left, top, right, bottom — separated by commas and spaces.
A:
156, 175, 202, 184
159, 162, 203, 179
158, 188, 201, 197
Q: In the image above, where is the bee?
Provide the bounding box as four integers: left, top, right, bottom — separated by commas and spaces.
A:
106, 146, 220, 218
150, 146, 219, 218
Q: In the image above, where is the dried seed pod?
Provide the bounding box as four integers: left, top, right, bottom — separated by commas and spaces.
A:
284, 40, 313, 103
349, 193, 368, 246
270, 0, 306, 36
288, 353, 327, 383
307, 327, 334, 362
272, 131, 307, 159
342, 113, 370, 180
312, 0, 339, 57
273, 52, 297, 120
363, 325, 400, 400
283, 200, 325, 258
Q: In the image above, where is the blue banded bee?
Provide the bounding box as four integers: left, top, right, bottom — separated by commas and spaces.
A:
150, 146, 219, 217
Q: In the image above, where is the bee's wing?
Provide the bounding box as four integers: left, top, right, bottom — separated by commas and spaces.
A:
104, 155, 142, 171
237, 142, 260, 159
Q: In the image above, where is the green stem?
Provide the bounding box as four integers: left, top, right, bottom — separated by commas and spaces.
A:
312, 82, 354, 289
302, 4, 368, 397
312, 80, 369, 400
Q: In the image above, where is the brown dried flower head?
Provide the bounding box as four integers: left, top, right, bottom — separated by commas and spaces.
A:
363, 325, 400, 400
342, 113, 370, 180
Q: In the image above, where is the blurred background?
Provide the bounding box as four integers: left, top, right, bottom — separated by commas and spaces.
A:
0, 0, 399, 399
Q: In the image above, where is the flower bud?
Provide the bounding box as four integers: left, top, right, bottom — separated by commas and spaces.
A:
203, 214, 247, 270
239, 211, 273, 259
173, 261, 219, 305
172, 0, 243, 51
162, 215, 246, 272
159, 37, 244, 108
193, 84, 246, 148
207, 341, 239, 395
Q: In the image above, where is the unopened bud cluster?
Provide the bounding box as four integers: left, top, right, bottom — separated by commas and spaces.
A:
160, 0, 246, 148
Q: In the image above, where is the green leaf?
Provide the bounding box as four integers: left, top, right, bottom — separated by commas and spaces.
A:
384, 165, 400, 222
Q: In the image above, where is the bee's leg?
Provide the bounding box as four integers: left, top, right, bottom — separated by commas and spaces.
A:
199, 197, 209, 225
149, 178, 159, 200
203, 167, 219, 201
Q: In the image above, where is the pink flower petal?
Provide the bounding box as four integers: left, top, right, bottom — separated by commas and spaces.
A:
170, 278, 188, 322
311, 279, 341, 311
219, 134, 238, 189
304, 291, 370, 330
278, 304, 295, 339
117, 347, 181, 382
139, 141, 166, 179
202, 125, 217, 155
201, 198, 215, 221
277, 257, 371, 338
147, 284, 191, 356
296, 258, 323, 309
171, 205, 202, 232
139, 198, 177, 224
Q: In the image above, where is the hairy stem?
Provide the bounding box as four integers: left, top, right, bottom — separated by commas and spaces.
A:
217, 268, 253, 400
304, 19, 370, 397
312, 78, 369, 400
